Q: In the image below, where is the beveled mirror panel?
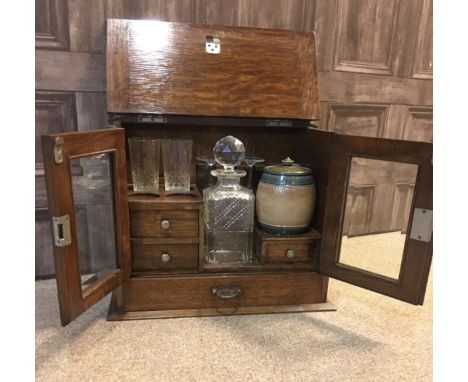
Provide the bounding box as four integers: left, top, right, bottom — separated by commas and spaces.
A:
339, 157, 418, 280
70, 153, 118, 291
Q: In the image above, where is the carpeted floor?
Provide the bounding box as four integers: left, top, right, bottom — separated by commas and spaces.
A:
36, 233, 432, 381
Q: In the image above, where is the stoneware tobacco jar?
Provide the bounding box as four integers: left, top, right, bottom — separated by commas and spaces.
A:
256, 157, 316, 234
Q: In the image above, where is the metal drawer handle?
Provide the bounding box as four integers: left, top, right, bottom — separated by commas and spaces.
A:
161, 253, 171, 263
286, 249, 295, 258
211, 286, 242, 300
160, 219, 171, 230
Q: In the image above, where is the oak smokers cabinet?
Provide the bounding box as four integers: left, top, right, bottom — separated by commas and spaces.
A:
41, 20, 433, 326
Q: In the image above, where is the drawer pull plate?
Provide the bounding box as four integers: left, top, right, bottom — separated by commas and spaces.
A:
211, 286, 242, 300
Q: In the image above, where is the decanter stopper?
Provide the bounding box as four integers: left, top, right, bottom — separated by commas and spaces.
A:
213, 135, 246, 172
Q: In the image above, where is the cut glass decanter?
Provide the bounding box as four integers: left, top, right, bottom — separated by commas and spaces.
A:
203, 136, 255, 264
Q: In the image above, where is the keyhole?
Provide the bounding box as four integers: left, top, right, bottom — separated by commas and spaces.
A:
57, 223, 64, 239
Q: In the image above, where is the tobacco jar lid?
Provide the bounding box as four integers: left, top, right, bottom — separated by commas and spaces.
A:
261, 157, 314, 186
264, 157, 313, 176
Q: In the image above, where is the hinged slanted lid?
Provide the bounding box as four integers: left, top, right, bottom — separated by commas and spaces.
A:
106, 19, 320, 120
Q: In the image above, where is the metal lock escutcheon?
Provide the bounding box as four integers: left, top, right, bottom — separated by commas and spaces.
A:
205, 35, 220, 54
52, 214, 71, 247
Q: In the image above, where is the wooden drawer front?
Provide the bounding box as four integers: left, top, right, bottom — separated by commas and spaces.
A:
132, 242, 198, 272
123, 273, 325, 311
130, 210, 198, 238
264, 241, 317, 264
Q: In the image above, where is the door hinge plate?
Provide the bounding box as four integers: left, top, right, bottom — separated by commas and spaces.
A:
52, 214, 72, 247
265, 119, 292, 127
54, 137, 64, 164
409, 208, 433, 242
137, 115, 167, 123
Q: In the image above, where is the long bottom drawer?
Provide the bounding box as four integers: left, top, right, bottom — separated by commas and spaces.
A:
120, 272, 326, 312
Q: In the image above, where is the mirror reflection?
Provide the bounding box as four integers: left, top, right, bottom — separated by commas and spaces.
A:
339, 157, 418, 280
70, 153, 118, 291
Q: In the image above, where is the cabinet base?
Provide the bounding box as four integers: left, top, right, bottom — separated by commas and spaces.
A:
107, 272, 333, 321
107, 296, 336, 321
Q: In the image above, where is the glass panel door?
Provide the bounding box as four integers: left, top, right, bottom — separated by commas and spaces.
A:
41, 129, 131, 325
70, 153, 119, 291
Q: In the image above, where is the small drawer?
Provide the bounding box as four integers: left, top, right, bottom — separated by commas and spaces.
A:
254, 227, 320, 265
131, 241, 199, 272
130, 210, 199, 238
263, 241, 317, 264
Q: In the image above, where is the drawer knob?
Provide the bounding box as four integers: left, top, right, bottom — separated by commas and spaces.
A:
286, 249, 295, 258
161, 253, 171, 263
211, 286, 242, 299
160, 219, 171, 230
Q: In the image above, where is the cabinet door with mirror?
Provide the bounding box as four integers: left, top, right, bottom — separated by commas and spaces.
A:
313, 130, 432, 304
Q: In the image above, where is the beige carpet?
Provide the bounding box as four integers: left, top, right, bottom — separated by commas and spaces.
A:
36, 233, 432, 382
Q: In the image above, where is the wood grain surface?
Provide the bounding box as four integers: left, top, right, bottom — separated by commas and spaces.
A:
130, 210, 199, 238
108, 300, 336, 320
318, 133, 432, 305
255, 227, 321, 265
122, 272, 326, 311
107, 19, 321, 119
41, 128, 131, 325
131, 242, 199, 272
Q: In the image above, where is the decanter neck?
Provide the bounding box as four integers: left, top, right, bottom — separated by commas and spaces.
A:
216, 174, 241, 189
211, 168, 246, 189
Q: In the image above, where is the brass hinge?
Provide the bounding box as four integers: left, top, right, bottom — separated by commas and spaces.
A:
137, 115, 167, 123
265, 119, 292, 127
53, 137, 64, 164
52, 214, 72, 247
409, 208, 433, 242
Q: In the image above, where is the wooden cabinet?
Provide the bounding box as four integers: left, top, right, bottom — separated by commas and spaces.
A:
41, 20, 432, 326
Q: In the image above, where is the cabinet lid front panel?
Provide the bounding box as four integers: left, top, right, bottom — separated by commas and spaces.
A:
106, 19, 320, 120
41, 128, 131, 326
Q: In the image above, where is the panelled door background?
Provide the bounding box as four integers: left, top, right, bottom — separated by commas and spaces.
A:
35, 0, 433, 277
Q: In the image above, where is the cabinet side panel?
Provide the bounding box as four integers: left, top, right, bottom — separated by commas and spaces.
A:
107, 19, 130, 112
296, 129, 334, 234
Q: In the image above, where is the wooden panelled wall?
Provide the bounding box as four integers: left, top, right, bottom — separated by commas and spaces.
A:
35, 0, 433, 277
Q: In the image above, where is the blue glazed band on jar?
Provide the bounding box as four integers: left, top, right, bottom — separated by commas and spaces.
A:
260, 172, 315, 187
256, 157, 316, 235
